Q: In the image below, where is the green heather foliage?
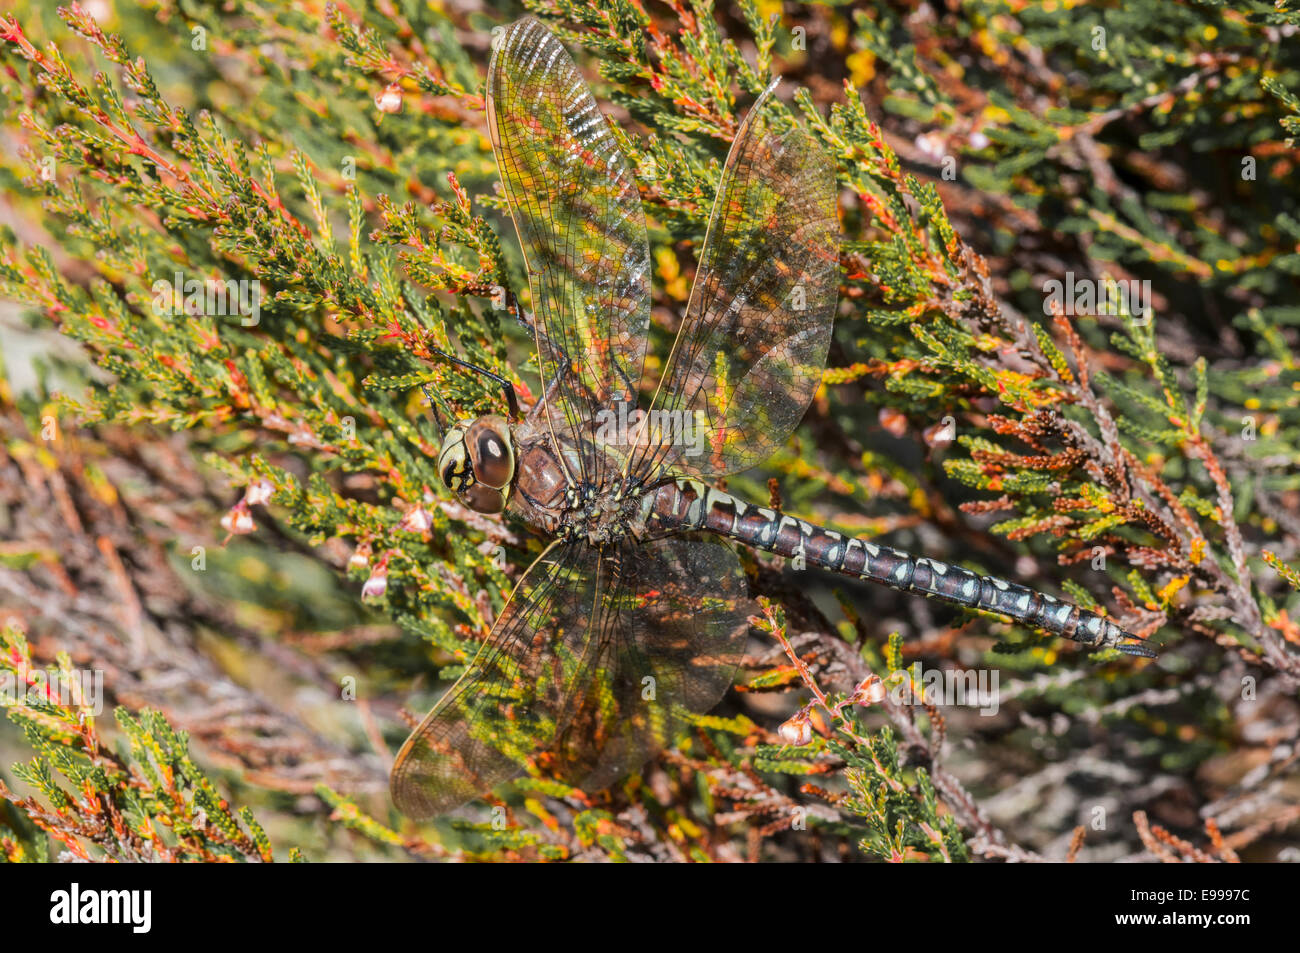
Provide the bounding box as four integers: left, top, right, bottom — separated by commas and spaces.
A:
0, 0, 1296, 862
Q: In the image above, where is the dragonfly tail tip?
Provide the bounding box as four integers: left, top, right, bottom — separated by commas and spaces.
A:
1118, 640, 1158, 659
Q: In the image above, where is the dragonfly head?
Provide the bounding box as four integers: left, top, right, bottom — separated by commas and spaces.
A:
437, 415, 515, 514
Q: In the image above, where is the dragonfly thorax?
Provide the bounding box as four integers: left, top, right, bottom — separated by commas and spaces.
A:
437, 415, 516, 514
558, 478, 644, 546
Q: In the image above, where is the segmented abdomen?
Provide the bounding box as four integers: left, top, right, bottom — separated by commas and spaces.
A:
640, 478, 1153, 657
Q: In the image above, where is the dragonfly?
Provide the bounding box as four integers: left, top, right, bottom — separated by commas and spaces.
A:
391, 16, 1154, 819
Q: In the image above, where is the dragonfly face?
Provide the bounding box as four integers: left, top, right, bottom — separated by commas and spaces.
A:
436, 414, 516, 514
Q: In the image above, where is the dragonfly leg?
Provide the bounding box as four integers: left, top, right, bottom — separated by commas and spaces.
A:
504, 285, 561, 359
420, 382, 450, 435
425, 346, 520, 421
529, 358, 572, 420
503, 288, 603, 417
506, 282, 638, 412
501, 286, 536, 336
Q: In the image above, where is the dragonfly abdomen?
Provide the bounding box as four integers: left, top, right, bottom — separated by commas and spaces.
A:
641, 478, 1154, 657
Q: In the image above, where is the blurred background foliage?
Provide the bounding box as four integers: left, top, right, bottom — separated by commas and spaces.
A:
0, 0, 1297, 862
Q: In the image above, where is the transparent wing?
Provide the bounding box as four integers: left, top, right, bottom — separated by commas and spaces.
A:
390, 540, 585, 818
487, 16, 652, 489
631, 81, 839, 480
389, 536, 749, 818
553, 535, 750, 792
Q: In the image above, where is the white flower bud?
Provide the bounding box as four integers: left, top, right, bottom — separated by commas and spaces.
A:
348, 543, 371, 571
375, 84, 403, 114
778, 711, 813, 746
244, 478, 274, 506
361, 562, 389, 600
220, 501, 255, 535
398, 506, 432, 533
855, 675, 887, 705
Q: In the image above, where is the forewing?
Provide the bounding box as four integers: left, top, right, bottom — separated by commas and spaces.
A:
487, 17, 652, 487
633, 81, 839, 480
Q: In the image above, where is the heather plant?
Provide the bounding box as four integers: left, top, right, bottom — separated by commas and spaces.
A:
0, 0, 1297, 862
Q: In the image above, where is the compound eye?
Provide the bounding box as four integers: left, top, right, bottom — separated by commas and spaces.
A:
470, 424, 514, 488
437, 437, 471, 492
461, 483, 506, 514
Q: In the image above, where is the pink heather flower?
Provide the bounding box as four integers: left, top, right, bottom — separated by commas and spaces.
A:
398, 505, 432, 534
777, 710, 813, 747
852, 675, 887, 706
361, 555, 390, 601
361, 573, 387, 600
348, 542, 371, 571
220, 500, 256, 535
922, 420, 955, 451
914, 130, 946, 162
878, 406, 908, 438
244, 478, 274, 506
375, 84, 403, 114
